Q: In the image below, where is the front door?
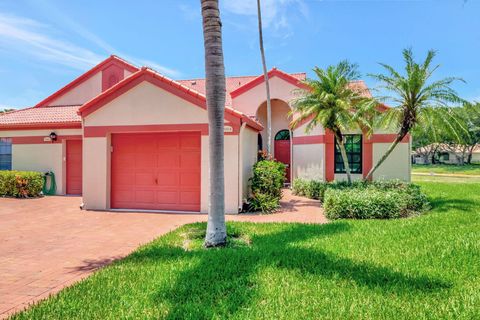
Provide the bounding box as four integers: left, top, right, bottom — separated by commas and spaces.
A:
274, 129, 291, 183
66, 140, 83, 195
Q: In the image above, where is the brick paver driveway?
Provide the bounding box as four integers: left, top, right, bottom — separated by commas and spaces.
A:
0, 190, 325, 318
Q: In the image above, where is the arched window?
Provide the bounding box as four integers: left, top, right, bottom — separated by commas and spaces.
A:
274, 129, 290, 141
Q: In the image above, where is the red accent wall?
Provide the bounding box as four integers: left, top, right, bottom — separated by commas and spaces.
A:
363, 138, 373, 180
102, 64, 124, 91
324, 130, 335, 182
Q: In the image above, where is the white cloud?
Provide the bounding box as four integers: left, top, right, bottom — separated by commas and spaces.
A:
0, 13, 103, 70
29, 0, 183, 78
223, 0, 308, 32
0, 7, 182, 78
136, 60, 182, 78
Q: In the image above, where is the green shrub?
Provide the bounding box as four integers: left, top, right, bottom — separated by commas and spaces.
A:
292, 178, 429, 219
0, 170, 44, 198
292, 179, 329, 201
248, 160, 286, 213
324, 188, 411, 219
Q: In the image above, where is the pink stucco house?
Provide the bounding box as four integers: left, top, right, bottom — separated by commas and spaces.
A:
0, 56, 410, 213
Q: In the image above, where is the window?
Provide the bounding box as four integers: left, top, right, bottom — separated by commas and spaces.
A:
334, 135, 362, 174
0, 138, 12, 170
274, 129, 290, 140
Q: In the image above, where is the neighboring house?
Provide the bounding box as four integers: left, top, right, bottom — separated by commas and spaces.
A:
0, 56, 410, 213
413, 143, 480, 165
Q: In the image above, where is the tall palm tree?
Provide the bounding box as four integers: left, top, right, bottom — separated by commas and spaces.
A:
257, 0, 272, 154
290, 61, 375, 184
364, 49, 465, 180
201, 0, 227, 247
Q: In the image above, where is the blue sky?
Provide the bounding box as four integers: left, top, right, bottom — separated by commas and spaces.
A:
0, 0, 479, 109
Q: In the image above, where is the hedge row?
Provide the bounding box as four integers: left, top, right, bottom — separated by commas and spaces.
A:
0, 171, 44, 198
292, 178, 429, 219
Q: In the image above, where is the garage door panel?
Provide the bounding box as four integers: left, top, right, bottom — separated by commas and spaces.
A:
157, 172, 179, 187
157, 135, 179, 148
180, 191, 200, 205
180, 152, 200, 167
157, 153, 180, 167
135, 173, 156, 186
135, 138, 157, 151
180, 135, 201, 148
156, 191, 178, 204
111, 132, 201, 211
114, 173, 135, 186
135, 154, 157, 168
180, 172, 200, 187
112, 189, 134, 202
135, 190, 156, 203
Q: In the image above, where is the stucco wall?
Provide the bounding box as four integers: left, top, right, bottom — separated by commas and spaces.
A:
49, 72, 102, 106
82, 137, 109, 209
201, 135, 240, 214
232, 76, 299, 116
1, 128, 83, 195
84, 82, 208, 126
239, 126, 258, 203
292, 144, 324, 180
12, 144, 64, 193
373, 142, 411, 181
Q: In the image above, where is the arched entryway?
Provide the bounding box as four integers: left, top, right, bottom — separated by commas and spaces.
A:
255, 99, 291, 154
274, 129, 291, 183
256, 99, 292, 183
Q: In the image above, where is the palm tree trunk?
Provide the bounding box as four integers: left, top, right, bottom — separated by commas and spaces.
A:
364, 133, 406, 181
334, 134, 352, 184
201, 0, 227, 247
257, 0, 272, 154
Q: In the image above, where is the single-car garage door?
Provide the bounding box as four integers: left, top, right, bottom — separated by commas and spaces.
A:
111, 132, 201, 211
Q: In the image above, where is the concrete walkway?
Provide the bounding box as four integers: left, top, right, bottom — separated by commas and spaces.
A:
0, 189, 325, 318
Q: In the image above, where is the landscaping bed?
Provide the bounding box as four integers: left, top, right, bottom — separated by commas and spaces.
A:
0, 170, 43, 198
292, 179, 429, 219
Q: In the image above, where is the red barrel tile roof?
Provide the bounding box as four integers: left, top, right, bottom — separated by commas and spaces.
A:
0, 106, 81, 128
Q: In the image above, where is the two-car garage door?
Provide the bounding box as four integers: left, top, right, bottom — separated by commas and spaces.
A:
111, 132, 201, 211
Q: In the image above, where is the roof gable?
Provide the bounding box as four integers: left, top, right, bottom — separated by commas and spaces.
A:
177, 72, 306, 106
229, 68, 309, 99
78, 68, 263, 131
35, 55, 139, 108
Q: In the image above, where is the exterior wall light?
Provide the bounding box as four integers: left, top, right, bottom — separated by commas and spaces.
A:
49, 132, 57, 142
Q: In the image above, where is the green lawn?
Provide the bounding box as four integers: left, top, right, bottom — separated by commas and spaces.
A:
13, 182, 480, 319
412, 174, 480, 184
413, 163, 480, 176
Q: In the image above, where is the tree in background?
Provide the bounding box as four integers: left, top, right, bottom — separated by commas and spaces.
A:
365, 49, 465, 179
290, 61, 376, 184
257, 0, 272, 154
201, 0, 227, 247
452, 103, 480, 164
0, 108, 15, 114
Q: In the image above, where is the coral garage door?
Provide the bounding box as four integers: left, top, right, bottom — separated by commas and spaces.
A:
111, 132, 201, 211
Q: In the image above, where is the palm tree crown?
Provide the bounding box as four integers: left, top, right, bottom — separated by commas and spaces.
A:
365, 48, 465, 180
291, 60, 375, 183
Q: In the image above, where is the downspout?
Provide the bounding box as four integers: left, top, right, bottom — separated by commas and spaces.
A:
238, 121, 247, 213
